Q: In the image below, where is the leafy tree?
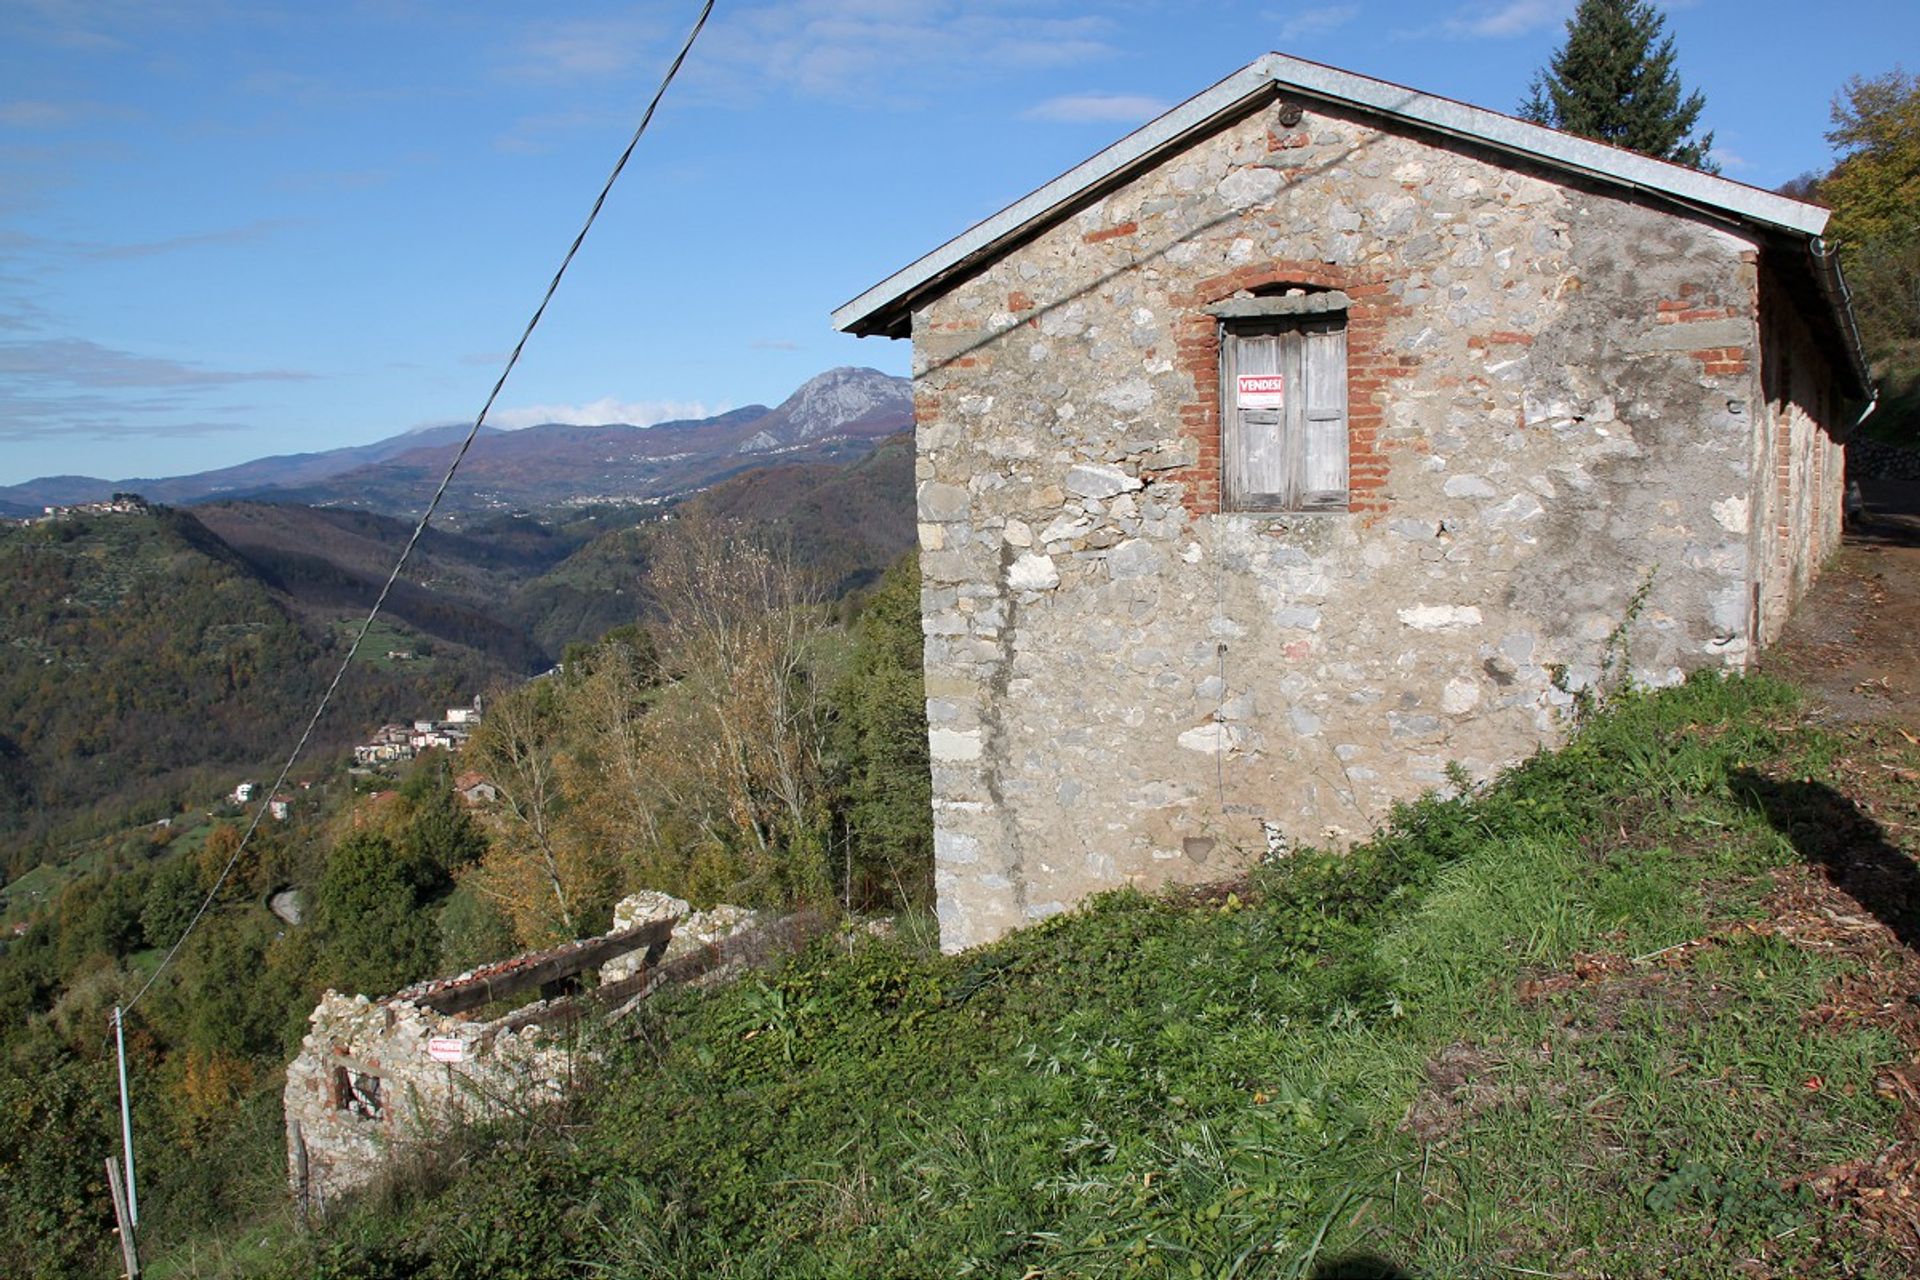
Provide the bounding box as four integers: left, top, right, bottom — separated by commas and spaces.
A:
142, 912, 312, 1060
398, 751, 489, 878
141, 855, 204, 949
0, 1047, 116, 1280
312, 831, 442, 997
832, 552, 932, 909
437, 883, 521, 974
1519, 0, 1717, 171
1822, 69, 1920, 390
1825, 69, 1920, 244
465, 677, 602, 943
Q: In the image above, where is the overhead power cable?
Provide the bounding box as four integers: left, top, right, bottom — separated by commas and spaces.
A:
124, 0, 718, 1015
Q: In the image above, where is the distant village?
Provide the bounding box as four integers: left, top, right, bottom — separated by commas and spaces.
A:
221, 697, 490, 827
14, 493, 152, 524
349, 697, 485, 770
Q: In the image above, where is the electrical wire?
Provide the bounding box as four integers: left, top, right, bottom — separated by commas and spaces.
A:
124, 0, 718, 1015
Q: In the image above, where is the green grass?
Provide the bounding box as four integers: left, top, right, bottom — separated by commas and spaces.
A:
159, 673, 1915, 1278
327, 616, 428, 671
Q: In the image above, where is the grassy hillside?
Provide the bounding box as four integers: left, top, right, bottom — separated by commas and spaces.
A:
179, 675, 1920, 1279
0, 507, 504, 864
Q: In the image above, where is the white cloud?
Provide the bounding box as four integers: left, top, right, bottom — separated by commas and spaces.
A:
489, 397, 727, 430
507, 17, 666, 82
750, 338, 801, 351
0, 100, 75, 129
0, 338, 311, 388
84, 219, 297, 261
695, 1, 1116, 104
1024, 92, 1170, 125
493, 109, 620, 156
1435, 0, 1571, 38
1275, 5, 1360, 43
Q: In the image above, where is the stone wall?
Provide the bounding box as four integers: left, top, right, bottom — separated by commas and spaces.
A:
910, 97, 1840, 951
1754, 269, 1849, 643
285, 987, 581, 1217
284, 895, 761, 1212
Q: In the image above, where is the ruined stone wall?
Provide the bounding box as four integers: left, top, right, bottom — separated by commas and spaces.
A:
911, 98, 1775, 951
284, 991, 576, 1214
284, 895, 775, 1210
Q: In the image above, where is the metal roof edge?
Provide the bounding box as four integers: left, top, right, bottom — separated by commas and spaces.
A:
830, 60, 1280, 336
832, 53, 1836, 340
1263, 53, 1829, 240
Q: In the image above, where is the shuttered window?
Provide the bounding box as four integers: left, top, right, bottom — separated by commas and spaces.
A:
1220, 314, 1349, 512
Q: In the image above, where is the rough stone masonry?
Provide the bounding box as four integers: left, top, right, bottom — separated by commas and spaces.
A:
845, 72, 1857, 951
284, 894, 765, 1210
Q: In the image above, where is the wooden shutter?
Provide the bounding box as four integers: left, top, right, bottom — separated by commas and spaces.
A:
1224, 330, 1287, 508
1222, 315, 1348, 512
1298, 320, 1349, 511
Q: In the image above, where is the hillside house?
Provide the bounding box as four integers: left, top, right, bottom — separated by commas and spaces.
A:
833, 54, 1871, 951
455, 771, 498, 807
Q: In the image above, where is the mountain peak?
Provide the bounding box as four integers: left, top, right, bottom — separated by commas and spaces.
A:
768, 367, 912, 442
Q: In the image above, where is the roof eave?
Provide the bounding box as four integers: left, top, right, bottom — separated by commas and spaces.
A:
832, 52, 1836, 341
831, 60, 1284, 338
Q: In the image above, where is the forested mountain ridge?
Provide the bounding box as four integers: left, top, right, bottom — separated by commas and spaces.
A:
193, 501, 573, 674
0, 368, 913, 520
0, 421, 497, 518
0, 506, 506, 864
514, 431, 917, 654
0, 430, 919, 871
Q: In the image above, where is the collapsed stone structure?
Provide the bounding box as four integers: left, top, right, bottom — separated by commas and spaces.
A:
284, 895, 805, 1211
832, 54, 1872, 951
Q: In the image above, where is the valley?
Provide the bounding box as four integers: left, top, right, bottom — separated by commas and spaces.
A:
0, 369, 916, 871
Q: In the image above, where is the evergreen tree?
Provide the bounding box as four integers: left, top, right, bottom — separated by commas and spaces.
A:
1519, 0, 1717, 171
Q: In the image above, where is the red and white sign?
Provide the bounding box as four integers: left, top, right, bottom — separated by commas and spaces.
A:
427, 1037, 465, 1063
1236, 373, 1285, 409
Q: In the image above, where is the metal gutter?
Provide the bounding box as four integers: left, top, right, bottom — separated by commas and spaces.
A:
832, 51, 1836, 338
1810, 237, 1877, 402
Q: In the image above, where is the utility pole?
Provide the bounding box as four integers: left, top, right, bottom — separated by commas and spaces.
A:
105, 1157, 139, 1277
113, 1007, 139, 1226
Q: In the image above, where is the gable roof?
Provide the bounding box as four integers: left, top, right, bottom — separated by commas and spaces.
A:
831, 53, 1869, 397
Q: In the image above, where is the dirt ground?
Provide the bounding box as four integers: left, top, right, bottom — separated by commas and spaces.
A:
1764, 478, 1920, 733
1733, 478, 1920, 1261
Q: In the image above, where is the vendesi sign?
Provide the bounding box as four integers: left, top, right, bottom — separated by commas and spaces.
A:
1236, 373, 1285, 409
427, 1037, 465, 1064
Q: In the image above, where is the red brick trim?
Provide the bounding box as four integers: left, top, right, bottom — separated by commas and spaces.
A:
1082, 221, 1139, 245
1166, 262, 1412, 517
1689, 346, 1751, 377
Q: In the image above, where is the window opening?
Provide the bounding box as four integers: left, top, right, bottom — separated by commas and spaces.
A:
333, 1065, 384, 1120
1217, 303, 1349, 513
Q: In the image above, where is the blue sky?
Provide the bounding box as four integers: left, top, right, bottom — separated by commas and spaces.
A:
1, 0, 1913, 486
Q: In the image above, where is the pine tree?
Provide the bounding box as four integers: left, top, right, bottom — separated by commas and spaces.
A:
1519, 0, 1717, 172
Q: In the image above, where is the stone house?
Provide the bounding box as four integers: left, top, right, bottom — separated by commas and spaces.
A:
831, 54, 1871, 951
